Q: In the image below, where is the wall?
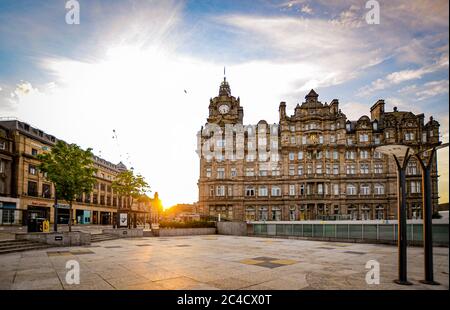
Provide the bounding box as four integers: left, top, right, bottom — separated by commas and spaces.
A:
102, 228, 143, 238
15, 231, 91, 246
158, 227, 216, 237
217, 221, 247, 236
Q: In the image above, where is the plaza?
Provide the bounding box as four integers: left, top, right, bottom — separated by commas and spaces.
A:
0, 235, 447, 290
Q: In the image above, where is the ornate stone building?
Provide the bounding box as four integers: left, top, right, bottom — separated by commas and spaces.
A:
197, 78, 441, 221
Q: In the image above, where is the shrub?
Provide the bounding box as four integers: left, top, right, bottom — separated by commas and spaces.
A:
158, 220, 216, 229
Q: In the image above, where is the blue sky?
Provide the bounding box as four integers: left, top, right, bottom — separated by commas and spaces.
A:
0, 0, 448, 206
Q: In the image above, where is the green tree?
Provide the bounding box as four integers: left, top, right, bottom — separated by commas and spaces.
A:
112, 170, 150, 227
38, 141, 97, 232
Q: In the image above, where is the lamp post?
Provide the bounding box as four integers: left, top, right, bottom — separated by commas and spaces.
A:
376, 144, 413, 285
414, 142, 448, 285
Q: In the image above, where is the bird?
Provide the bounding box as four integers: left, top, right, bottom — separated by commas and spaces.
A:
184, 89, 187, 94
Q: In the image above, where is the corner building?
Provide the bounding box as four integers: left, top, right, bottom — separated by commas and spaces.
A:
197, 78, 441, 221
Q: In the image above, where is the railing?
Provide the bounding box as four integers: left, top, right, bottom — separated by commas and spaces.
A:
251, 223, 449, 246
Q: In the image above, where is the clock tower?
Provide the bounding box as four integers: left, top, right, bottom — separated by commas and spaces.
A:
207, 77, 243, 125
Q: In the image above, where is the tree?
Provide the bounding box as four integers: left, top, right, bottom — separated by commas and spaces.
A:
112, 170, 150, 228
38, 141, 97, 232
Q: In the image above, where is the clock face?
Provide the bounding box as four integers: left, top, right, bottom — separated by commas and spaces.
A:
218, 104, 230, 114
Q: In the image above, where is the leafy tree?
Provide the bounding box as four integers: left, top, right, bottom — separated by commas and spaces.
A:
38, 141, 97, 232
112, 170, 150, 227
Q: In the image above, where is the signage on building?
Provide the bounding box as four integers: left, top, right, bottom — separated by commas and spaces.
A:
31, 201, 50, 207
119, 213, 128, 227
55, 204, 70, 209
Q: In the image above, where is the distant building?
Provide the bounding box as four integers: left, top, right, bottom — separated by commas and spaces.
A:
164, 203, 200, 222
197, 78, 441, 221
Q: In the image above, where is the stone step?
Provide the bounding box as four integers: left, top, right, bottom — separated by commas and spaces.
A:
90, 234, 119, 243
0, 242, 46, 250
0, 242, 50, 255
0, 239, 36, 246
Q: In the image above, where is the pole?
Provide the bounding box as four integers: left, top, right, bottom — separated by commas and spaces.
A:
417, 148, 440, 285
393, 150, 412, 285
53, 193, 58, 232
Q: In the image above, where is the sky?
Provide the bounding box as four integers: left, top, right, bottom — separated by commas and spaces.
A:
0, 0, 448, 207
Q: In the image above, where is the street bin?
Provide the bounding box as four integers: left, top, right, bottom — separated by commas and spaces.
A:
27, 218, 46, 232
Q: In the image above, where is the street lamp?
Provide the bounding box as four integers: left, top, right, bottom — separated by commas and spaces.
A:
376, 144, 412, 285
414, 142, 448, 285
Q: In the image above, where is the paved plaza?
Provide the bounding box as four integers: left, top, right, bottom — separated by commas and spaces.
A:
0, 235, 448, 290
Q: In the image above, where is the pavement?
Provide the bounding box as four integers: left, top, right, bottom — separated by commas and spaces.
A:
0, 235, 448, 290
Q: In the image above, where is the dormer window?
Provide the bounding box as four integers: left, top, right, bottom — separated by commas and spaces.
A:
346, 123, 351, 131
373, 121, 378, 131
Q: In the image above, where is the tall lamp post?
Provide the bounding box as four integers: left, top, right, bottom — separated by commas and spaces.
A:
376, 144, 413, 285
414, 142, 448, 285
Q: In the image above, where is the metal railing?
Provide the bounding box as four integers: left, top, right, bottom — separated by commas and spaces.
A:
251, 223, 449, 245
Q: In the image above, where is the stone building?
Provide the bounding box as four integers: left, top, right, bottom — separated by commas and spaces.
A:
0, 119, 132, 225
197, 78, 441, 221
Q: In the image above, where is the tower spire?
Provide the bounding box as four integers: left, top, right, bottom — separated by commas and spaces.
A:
224, 66, 226, 81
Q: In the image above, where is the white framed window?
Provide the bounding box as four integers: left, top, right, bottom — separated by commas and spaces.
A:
374, 136, 381, 144
333, 184, 339, 195
228, 186, 233, 197
209, 186, 214, 197
330, 135, 336, 143
289, 185, 296, 196
422, 132, 427, 143
29, 165, 37, 175
331, 123, 336, 130
319, 135, 324, 144
317, 151, 323, 159
307, 164, 313, 175
231, 168, 237, 177
346, 164, 356, 175
259, 167, 268, 176
298, 165, 303, 176
374, 151, 382, 159
0, 141, 5, 150
216, 185, 225, 196
0, 160, 5, 173
374, 163, 383, 174
317, 184, 324, 195
407, 161, 417, 175
271, 186, 282, 196
206, 168, 211, 178
298, 151, 303, 160
346, 184, 357, 195
302, 136, 307, 145
316, 164, 322, 174
246, 154, 255, 162
289, 152, 295, 161
359, 134, 369, 142
258, 186, 268, 197
410, 181, 421, 193
347, 138, 353, 145
333, 151, 339, 160
404, 132, 415, 141
333, 164, 339, 175
374, 184, 385, 195
289, 164, 295, 176
217, 168, 225, 179
360, 184, 370, 195
271, 166, 281, 176
289, 125, 295, 132
245, 186, 255, 196
385, 131, 391, 139
360, 150, 369, 159
290, 136, 296, 144
326, 164, 331, 175
360, 163, 369, 174
345, 151, 356, 160
245, 168, 255, 176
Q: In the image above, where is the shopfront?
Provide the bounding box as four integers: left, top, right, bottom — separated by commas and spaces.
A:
56, 204, 70, 224
0, 198, 20, 225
